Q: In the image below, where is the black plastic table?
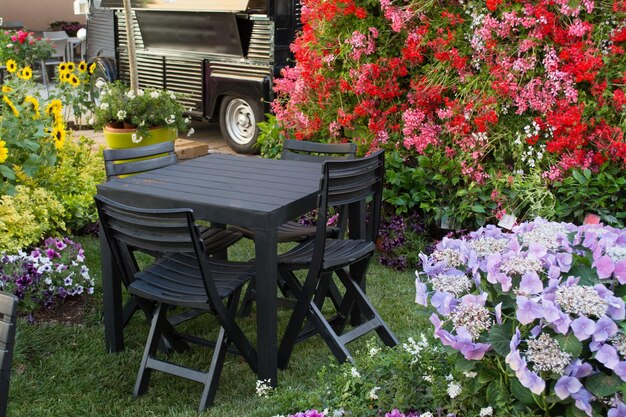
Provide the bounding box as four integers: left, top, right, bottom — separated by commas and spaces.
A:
96, 153, 323, 385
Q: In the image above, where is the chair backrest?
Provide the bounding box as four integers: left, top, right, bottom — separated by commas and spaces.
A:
103, 141, 177, 180
311, 150, 385, 263
94, 196, 224, 308
281, 139, 357, 162
43, 37, 69, 61
0, 292, 18, 417
43, 31, 70, 40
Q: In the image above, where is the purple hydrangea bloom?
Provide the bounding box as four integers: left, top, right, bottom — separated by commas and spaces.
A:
593, 255, 615, 279
516, 296, 543, 325
593, 316, 618, 342
608, 403, 626, 417
570, 316, 596, 340
596, 344, 620, 370
385, 410, 405, 417
555, 376, 582, 399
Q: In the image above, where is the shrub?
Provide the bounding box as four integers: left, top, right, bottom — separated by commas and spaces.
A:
416, 218, 626, 416
270, 0, 626, 229
0, 185, 65, 253
0, 237, 94, 315
50, 61, 96, 128
0, 30, 53, 66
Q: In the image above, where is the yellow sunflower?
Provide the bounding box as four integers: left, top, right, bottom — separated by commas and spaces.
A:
0, 140, 8, 164
17, 66, 33, 81
1, 85, 12, 93
58, 62, 68, 72
2, 96, 19, 117
78, 61, 87, 72
66, 62, 76, 72
59, 71, 72, 83
89, 62, 97, 74
6, 59, 17, 73
24, 96, 41, 119
69, 75, 80, 87
51, 125, 66, 150
45, 99, 63, 116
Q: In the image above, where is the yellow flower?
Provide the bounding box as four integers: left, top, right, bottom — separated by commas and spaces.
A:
2, 96, 19, 117
66, 62, 76, 72
78, 61, 87, 72
59, 71, 72, 83
45, 99, 63, 115
6, 59, 17, 73
89, 62, 96, 74
0, 140, 8, 164
58, 62, 68, 72
1, 85, 12, 93
70, 75, 80, 87
17, 66, 33, 80
51, 126, 66, 149
24, 96, 41, 119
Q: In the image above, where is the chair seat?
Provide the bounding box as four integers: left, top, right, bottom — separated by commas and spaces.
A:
279, 239, 375, 271
232, 221, 340, 243
129, 253, 254, 310
200, 227, 242, 254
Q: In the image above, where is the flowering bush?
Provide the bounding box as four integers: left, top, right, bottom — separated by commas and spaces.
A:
268, 0, 626, 229
0, 237, 94, 315
416, 218, 626, 416
0, 30, 53, 66
92, 81, 191, 142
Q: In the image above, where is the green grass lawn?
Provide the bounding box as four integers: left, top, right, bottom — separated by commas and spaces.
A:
9, 236, 426, 417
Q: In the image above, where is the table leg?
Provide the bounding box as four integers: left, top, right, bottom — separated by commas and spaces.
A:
100, 224, 124, 352
348, 201, 366, 326
254, 226, 278, 387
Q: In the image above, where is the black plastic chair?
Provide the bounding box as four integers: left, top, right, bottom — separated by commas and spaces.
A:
103, 142, 242, 257
277, 150, 398, 368
0, 292, 18, 417
95, 196, 257, 412
232, 139, 357, 243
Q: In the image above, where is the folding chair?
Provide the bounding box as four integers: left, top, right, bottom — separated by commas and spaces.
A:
236, 139, 356, 316
0, 292, 18, 417
277, 150, 398, 368
95, 196, 257, 411
103, 142, 242, 332
41, 31, 70, 93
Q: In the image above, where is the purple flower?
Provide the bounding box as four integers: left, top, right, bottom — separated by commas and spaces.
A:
608, 403, 626, 417
519, 272, 543, 295
415, 274, 427, 306
615, 260, 626, 284
542, 300, 571, 334
565, 359, 593, 379
593, 255, 614, 279
495, 302, 502, 324
430, 291, 457, 316
554, 376, 582, 399
571, 388, 593, 416
385, 409, 405, 417
614, 362, 626, 381
516, 296, 543, 325
595, 344, 620, 370
570, 316, 595, 340
593, 316, 618, 342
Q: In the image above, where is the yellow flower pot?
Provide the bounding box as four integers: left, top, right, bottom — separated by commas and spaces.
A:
103, 125, 177, 149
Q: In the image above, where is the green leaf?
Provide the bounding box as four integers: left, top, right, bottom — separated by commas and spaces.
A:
0, 165, 15, 180
487, 322, 513, 357
554, 333, 583, 358
566, 406, 590, 417
478, 366, 499, 384
486, 381, 506, 405
572, 170, 586, 184
471, 204, 486, 213
583, 169, 591, 180
454, 357, 476, 372
510, 379, 535, 404
568, 263, 599, 286
585, 372, 620, 397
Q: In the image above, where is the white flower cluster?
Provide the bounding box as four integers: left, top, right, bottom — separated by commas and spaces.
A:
607, 245, 626, 262
519, 222, 568, 250
480, 406, 494, 416
555, 285, 608, 318
432, 248, 464, 267
500, 256, 543, 275
611, 333, 626, 357
468, 237, 509, 256
525, 333, 571, 375
255, 379, 273, 398
430, 273, 472, 296
402, 334, 429, 364
450, 302, 492, 340
447, 380, 462, 399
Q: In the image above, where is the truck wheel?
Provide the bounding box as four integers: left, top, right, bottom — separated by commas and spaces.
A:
219, 96, 262, 154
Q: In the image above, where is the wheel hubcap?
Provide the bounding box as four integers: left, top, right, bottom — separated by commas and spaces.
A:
225, 99, 256, 145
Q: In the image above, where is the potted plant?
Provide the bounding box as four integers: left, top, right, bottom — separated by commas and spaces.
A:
91, 81, 191, 149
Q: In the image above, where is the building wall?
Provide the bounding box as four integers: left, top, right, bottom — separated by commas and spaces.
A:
0, 0, 86, 32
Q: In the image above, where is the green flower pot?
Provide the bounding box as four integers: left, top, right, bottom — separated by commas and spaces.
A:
103, 125, 177, 149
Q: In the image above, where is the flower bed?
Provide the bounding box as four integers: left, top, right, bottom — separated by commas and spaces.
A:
416, 218, 626, 415
267, 0, 626, 230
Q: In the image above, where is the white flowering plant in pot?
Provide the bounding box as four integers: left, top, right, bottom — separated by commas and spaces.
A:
91, 80, 192, 143
416, 218, 626, 416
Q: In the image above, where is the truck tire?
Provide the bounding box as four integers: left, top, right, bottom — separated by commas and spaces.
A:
219, 96, 262, 154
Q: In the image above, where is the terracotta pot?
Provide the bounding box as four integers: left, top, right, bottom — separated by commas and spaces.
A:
103, 125, 177, 149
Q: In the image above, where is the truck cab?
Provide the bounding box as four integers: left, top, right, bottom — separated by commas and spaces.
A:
87, 0, 301, 153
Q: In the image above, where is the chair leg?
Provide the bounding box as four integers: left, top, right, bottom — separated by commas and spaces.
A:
198, 327, 228, 412
134, 303, 168, 397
